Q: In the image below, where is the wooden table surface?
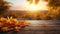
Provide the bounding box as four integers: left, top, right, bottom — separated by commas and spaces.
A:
0, 20, 60, 34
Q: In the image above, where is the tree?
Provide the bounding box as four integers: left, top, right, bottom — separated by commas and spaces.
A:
0, 0, 10, 17
48, 0, 60, 8
45, 0, 60, 19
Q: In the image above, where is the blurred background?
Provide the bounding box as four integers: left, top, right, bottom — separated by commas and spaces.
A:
0, 0, 60, 20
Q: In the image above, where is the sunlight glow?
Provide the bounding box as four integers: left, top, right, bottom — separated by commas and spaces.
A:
25, 0, 48, 11
7, 0, 48, 11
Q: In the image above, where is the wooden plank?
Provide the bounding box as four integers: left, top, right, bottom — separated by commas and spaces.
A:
0, 20, 60, 34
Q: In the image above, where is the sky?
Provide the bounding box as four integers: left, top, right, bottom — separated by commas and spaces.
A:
6, 0, 48, 10
7, 0, 27, 6
7, 0, 27, 10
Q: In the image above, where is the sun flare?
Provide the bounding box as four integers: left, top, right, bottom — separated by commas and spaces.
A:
25, 0, 48, 11
26, 4, 39, 11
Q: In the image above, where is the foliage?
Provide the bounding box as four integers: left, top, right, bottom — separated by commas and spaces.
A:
45, 0, 60, 19
48, 0, 60, 7
0, 0, 10, 16
0, 17, 29, 32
